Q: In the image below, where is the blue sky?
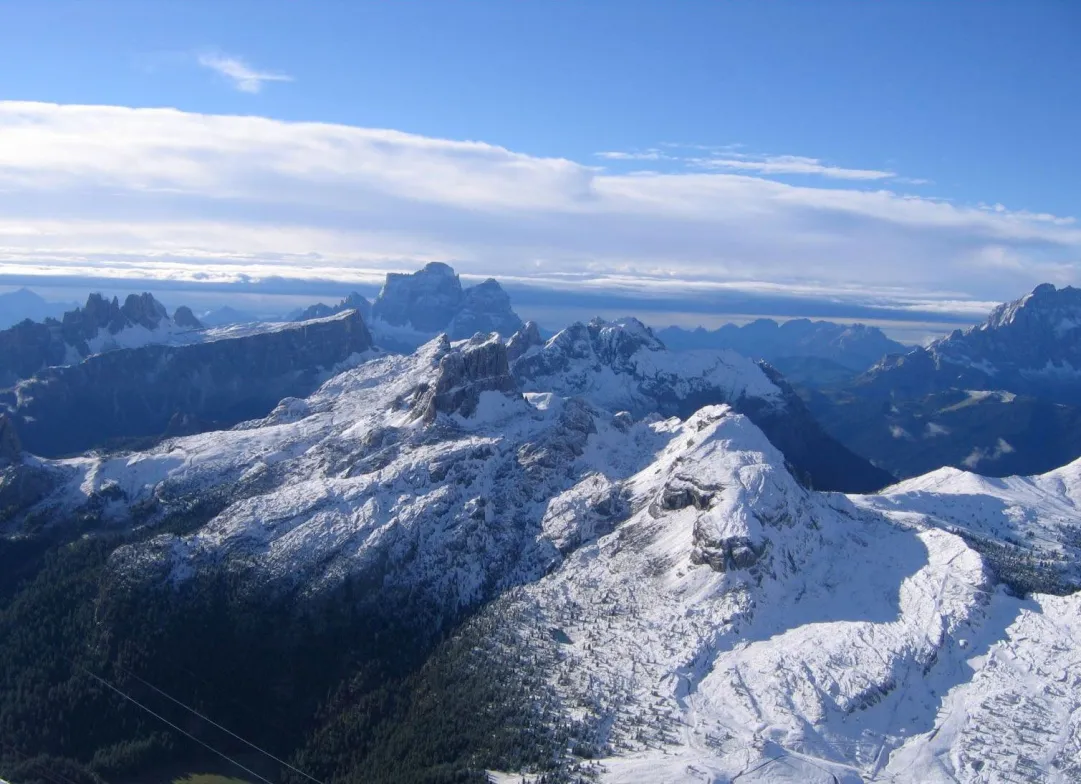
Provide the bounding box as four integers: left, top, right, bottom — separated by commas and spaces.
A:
0, 1, 1079, 333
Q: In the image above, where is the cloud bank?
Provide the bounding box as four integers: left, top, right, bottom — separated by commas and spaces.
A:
0, 101, 1077, 321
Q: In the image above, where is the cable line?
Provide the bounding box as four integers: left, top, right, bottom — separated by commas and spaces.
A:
73, 664, 277, 784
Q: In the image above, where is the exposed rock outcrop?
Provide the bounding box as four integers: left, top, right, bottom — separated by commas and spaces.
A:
0, 414, 20, 467
370, 263, 523, 345
373, 262, 466, 333
411, 334, 520, 422
506, 321, 543, 362
447, 278, 523, 339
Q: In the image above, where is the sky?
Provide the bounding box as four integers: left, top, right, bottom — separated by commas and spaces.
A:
0, 1, 1079, 334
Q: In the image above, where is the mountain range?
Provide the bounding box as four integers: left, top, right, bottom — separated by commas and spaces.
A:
806, 283, 1081, 479
2, 274, 1081, 783
1, 309, 1078, 783
0, 265, 525, 457
657, 318, 907, 385
0, 292, 203, 387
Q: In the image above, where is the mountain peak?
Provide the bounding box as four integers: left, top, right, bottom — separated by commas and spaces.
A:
980, 282, 1081, 332
293, 291, 373, 323
373, 264, 465, 332
172, 306, 203, 329
421, 261, 457, 277
120, 292, 168, 330
370, 264, 522, 343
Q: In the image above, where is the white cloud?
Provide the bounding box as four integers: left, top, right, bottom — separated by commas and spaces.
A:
0, 101, 1078, 315
962, 438, 1016, 468
196, 53, 293, 93
600, 146, 901, 181
692, 153, 895, 181
596, 150, 669, 161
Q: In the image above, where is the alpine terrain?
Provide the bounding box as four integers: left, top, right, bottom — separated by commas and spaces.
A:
1, 312, 1078, 784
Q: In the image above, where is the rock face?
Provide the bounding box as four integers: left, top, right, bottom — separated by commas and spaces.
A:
372, 262, 464, 332
293, 292, 372, 323
506, 320, 543, 361
411, 334, 520, 422
447, 278, 523, 338
370, 263, 523, 345
0, 414, 20, 467
0, 292, 199, 387
806, 284, 1081, 478
1, 310, 373, 457
658, 317, 906, 384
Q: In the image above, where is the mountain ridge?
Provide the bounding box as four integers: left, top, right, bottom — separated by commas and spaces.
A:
657, 317, 906, 382
805, 283, 1081, 480
0, 292, 203, 387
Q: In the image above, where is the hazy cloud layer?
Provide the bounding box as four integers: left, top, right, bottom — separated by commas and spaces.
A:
0, 101, 1077, 319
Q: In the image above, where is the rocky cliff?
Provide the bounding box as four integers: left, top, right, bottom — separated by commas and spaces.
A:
0, 292, 203, 387
2, 310, 373, 457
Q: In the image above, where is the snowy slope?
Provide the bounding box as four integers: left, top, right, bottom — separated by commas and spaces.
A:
857, 461, 1081, 589
477, 410, 1081, 782
513, 317, 784, 415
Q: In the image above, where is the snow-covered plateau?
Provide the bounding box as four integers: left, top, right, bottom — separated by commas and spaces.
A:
4, 320, 1080, 783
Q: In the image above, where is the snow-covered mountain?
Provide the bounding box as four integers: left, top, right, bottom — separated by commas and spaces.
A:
864, 283, 1081, 402
3, 316, 1079, 782
805, 283, 1081, 479
511, 317, 893, 492
476, 408, 1080, 782
0, 309, 374, 457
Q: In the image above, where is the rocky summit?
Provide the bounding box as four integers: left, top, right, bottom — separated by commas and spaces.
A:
370, 262, 523, 345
